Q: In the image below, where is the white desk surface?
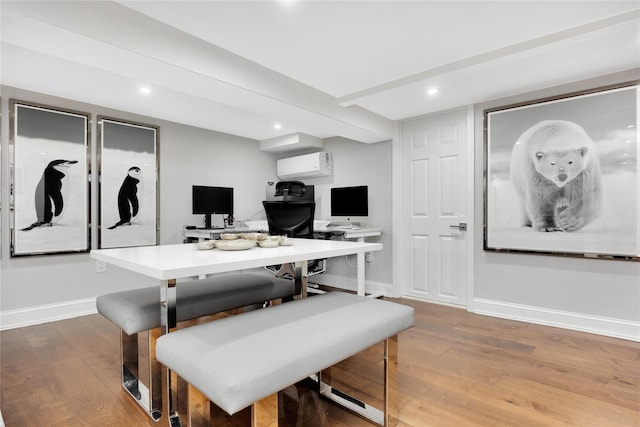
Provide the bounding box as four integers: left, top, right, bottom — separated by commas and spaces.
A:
183, 226, 264, 239
184, 224, 382, 240
91, 238, 382, 281
326, 227, 382, 239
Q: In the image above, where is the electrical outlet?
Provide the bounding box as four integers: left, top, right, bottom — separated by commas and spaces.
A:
96, 260, 107, 273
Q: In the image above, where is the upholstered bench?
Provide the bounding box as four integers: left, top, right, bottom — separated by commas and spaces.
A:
96, 273, 294, 421
156, 291, 415, 427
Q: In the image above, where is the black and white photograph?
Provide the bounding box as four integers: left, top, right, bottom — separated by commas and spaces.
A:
485, 84, 639, 259
11, 102, 89, 256
99, 118, 158, 249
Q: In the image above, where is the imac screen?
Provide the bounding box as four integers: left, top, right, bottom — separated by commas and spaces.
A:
330, 185, 368, 217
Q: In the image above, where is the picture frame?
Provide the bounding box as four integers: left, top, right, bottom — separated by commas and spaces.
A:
98, 117, 158, 249
484, 82, 639, 261
10, 101, 90, 256
0, 98, 2, 259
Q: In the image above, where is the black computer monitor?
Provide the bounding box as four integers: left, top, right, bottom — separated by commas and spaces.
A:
192, 185, 233, 228
330, 185, 368, 221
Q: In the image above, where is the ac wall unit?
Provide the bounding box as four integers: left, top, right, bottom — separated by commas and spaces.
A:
277, 151, 332, 179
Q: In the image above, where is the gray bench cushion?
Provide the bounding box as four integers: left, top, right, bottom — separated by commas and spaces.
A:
96, 273, 294, 335
155, 292, 414, 415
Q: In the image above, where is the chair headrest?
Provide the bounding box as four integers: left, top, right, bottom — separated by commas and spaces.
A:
275, 181, 306, 199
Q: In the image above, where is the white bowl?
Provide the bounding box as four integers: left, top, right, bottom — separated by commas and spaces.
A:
219, 233, 238, 240
241, 233, 268, 241
258, 240, 280, 248
195, 240, 216, 250
216, 239, 256, 251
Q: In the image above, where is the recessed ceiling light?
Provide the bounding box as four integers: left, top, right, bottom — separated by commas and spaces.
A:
426, 88, 438, 96
139, 87, 151, 94
274, 123, 282, 129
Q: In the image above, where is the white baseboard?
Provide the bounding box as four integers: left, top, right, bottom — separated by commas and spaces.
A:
307, 272, 393, 296
0, 273, 393, 331
1, 298, 98, 331
474, 298, 640, 342
4, 293, 636, 343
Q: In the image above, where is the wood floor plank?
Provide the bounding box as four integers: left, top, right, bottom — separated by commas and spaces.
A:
1, 297, 638, 427
495, 375, 639, 427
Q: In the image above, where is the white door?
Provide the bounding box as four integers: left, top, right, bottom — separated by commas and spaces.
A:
400, 108, 471, 307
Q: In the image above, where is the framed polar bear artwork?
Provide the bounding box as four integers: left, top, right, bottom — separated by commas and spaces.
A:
484, 82, 639, 261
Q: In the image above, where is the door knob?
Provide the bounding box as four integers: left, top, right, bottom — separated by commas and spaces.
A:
449, 222, 467, 231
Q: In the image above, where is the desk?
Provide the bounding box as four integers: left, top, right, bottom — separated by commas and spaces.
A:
183, 225, 381, 290
317, 226, 382, 241
183, 226, 264, 241
91, 239, 382, 425
183, 222, 383, 242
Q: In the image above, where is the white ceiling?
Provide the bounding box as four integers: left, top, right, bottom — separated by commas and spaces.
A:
1, 1, 639, 144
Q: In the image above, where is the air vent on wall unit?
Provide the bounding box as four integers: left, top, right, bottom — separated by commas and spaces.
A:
277, 152, 332, 179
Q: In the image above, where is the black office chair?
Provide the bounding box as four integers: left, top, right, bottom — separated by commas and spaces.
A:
262, 201, 315, 239
275, 180, 306, 202
263, 182, 326, 289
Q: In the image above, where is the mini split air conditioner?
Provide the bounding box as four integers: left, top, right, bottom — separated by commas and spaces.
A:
277, 151, 332, 179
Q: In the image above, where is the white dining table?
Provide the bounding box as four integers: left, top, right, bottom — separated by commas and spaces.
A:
91, 237, 382, 334
90, 238, 382, 425
91, 238, 381, 298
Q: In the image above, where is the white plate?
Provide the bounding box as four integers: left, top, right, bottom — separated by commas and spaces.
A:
216, 239, 256, 251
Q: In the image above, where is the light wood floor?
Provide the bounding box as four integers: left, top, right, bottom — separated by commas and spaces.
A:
1, 297, 638, 427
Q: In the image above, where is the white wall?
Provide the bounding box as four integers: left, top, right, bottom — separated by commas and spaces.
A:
0, 87, 276, 324
472, 70, 640, 340
0, 87, 395, 328
157, 122, 280, 243
287, 137, 393, 294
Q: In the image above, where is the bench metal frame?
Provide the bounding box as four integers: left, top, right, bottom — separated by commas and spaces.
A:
163, 268, 307, 427
121, 327, 163, 421
119, 289, 288, 424
181, 335, 399, 427
318, 334, 399, 426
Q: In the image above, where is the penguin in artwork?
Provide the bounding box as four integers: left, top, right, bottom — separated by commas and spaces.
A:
108, 166, 141, 230
21, 159, 78, 231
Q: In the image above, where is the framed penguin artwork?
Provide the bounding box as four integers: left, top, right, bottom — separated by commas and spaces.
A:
484, 82, 639, 261
10, 101, 90, 256
98, 117, 158, 249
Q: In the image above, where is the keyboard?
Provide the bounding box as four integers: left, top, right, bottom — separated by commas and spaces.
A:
313, 220, 331, 231
330, 225, 361, 230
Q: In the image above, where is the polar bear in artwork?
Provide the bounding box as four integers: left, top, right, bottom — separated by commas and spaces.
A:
510, 120, 602, 232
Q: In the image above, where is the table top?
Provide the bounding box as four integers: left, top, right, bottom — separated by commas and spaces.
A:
90, 239, 383, 280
